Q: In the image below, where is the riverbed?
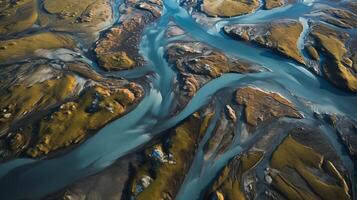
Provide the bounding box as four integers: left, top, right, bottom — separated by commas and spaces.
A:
0, 0, 356, 199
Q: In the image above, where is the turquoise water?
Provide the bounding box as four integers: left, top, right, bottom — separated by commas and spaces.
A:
0, 0, 356, 199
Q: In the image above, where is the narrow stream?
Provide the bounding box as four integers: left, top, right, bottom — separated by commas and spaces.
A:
0, 0, 356, 199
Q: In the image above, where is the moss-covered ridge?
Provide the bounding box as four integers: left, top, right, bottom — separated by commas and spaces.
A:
269, 135, 351, 200
128, 112, 214, 200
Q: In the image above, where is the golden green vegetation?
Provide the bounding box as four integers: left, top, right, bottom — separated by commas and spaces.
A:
93, 0, 163, 71
206, 151, 264, 200
182, 50, 255, 79
264, 0, 296, 9
320, 8, 357, 29
265, 0, 284, 9
305, 45, 319, 61
351, 39, 357, 73
235, 87, 302, 127
130, 112, 214, 200
270, 135, 351, 200
40, 0, 112, 33
0, 0, 38, 35
97, 51, 136, 71
166, 42, 260, 104
0, 32, 75, 63
0, 0, 151, 161
202, 0, 260, 17
259, 21, 304, 64
27, 85, 138, 157
44, 0, 96, 15
95, 15, 148, 71
0, 60, 143, 160
66, 62, 104, 81
310, 25, 357, 92
0, 74, 78, 134
225, 21, 305, 64
187, 51, 231, 78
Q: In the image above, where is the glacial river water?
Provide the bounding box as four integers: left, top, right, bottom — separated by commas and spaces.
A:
0, 0, 356, 199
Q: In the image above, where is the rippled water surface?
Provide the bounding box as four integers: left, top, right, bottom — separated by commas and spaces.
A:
0, 0, 356, 199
